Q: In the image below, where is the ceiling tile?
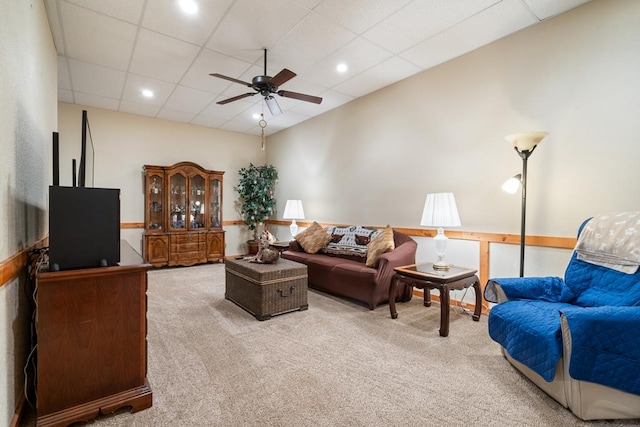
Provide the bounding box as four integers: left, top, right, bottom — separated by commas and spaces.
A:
58, 89, 74, 103
523, 0, 592, 20
44, 0, 65, 54
66, 0, 145, 24
156, 108, 197, 123
68, 59, 126, 98
267, 12, 357, 73
129, 29, 201, 83
362, 0, 500, 54
291, 0, 321, 10
181, 49, 253, 93
164, 86, 217, 114
61, 1, 137, 70
73, 92, 121, 110
142, 0, 233, 45
401, 0, 538, 69
119, 101, 161, 118
46, 0, 594, 135
333, 56, 421, 98
206, 0, 309, 63
300, 37, 394, 88
265, 111, 312, 129
290, 89, 354, 116
312, 0, 413, 34
58, 56, 72, 90
190, 114, 228, 129
121, 74, 175, 106
201, 96, 257, 121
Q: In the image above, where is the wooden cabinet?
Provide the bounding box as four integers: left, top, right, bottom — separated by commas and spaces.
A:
36, 241, 152, 426
143, 161, 225, 267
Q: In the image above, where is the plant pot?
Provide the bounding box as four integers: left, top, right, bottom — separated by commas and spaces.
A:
247, 240, 259, 255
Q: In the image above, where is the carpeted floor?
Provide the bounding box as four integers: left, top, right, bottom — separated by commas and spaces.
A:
21, 263, 640, 426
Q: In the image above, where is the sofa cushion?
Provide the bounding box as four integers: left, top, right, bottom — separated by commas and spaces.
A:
295, 221, 332, 254
366, 225, 395, 267
321, 225, 381, 260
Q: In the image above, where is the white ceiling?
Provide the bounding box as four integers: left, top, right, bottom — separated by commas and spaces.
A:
45, 0, 591, 136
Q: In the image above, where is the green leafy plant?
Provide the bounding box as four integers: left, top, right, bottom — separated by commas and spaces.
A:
236, 163, 278, 239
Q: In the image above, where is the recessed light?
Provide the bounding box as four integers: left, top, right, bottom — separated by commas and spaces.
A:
336, 63, 348, 73
252, 113, 261, 120
142, 89, 154, 98
178, 0, 198, 15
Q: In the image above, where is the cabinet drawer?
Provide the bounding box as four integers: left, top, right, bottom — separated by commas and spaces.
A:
171, 242, 205, 252
170, 233, 204, 244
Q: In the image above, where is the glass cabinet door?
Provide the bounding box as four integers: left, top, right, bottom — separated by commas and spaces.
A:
209, 178, 221, 228
169, 173, 187, 230
190, 174, 206, 229
147, 173, 164, 230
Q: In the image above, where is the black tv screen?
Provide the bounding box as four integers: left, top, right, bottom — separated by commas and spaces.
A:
49, 186, 120, 270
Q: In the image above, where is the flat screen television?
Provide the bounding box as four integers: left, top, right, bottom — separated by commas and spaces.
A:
49, 186, 120, 271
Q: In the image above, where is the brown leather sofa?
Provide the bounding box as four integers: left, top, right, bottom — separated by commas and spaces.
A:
282, 230, 416, 309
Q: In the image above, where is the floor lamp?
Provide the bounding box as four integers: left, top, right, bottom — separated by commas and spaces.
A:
503, 131, 548, 277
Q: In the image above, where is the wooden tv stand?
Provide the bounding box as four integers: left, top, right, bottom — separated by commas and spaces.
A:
36, 241, 152, 426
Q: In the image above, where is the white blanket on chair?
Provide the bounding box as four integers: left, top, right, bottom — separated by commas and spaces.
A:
575, 212, 640, 274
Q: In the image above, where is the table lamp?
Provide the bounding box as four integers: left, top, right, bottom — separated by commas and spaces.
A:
283, 200, 305, 239
420, 192, 461, 270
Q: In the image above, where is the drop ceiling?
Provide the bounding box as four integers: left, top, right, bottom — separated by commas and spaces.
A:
45, 0, 591, 135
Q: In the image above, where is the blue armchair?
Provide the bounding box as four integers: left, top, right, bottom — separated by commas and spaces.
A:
484, 212, 640, 420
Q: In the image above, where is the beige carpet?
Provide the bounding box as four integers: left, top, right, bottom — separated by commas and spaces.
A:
22, 263, 640, 426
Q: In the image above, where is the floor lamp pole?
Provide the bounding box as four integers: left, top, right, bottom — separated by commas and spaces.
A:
506, 131, 547, 278
519, 154, 529, 277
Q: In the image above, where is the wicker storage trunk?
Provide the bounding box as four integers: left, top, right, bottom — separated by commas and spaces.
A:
225, 258, 308, 320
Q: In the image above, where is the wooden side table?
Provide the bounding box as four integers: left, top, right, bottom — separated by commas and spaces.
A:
389, 262, 482, 337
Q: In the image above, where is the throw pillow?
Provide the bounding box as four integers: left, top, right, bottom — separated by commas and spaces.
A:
366, 225, 395, 267
296, 221, 332, 254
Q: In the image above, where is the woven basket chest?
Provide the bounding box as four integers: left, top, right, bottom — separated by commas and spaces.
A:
225, 258, 308, 320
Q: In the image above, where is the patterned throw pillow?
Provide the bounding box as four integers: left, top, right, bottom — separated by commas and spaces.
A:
366, 225, 395, 267
295, 221, 332, 254
321, 226, 381, 259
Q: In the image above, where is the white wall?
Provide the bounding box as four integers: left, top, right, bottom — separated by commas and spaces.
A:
267, 0, 640, 278
57, 103, 267, 255
0, 1, 57, 425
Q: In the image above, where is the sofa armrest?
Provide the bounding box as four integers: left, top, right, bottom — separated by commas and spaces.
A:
560, 306, 640, 395
375, 238, 417, 302
484, 276, 568, 304
376, 238, 417, 270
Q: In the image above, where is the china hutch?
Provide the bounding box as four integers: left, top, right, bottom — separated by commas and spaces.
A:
143, 161, 225, 267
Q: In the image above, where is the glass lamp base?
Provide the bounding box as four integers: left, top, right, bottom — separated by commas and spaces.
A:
432, 261, 452, 271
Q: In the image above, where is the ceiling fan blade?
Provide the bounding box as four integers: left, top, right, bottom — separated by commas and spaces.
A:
217, 93, 256, 105
209, 73, 252, 87
269, 69, 296, 87
278, 90, 322, 104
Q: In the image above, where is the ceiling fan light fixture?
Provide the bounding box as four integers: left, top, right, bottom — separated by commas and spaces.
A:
265, 96, 282, 116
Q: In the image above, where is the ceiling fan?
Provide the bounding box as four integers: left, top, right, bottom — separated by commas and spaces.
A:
209, 49, 322, 115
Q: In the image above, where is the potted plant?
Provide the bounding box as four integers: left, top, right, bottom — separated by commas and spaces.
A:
236, 163, 278, 253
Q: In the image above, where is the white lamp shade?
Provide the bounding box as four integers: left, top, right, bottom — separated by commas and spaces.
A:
283, 200, 305, 220
505, 131, 548, 152
420, 193, 461, 228
502, 174, 522, 194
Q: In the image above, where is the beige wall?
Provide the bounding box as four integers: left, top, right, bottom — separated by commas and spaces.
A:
57, 103, 266, 255
267, 0, 640, 276
0, 0, 57, 425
